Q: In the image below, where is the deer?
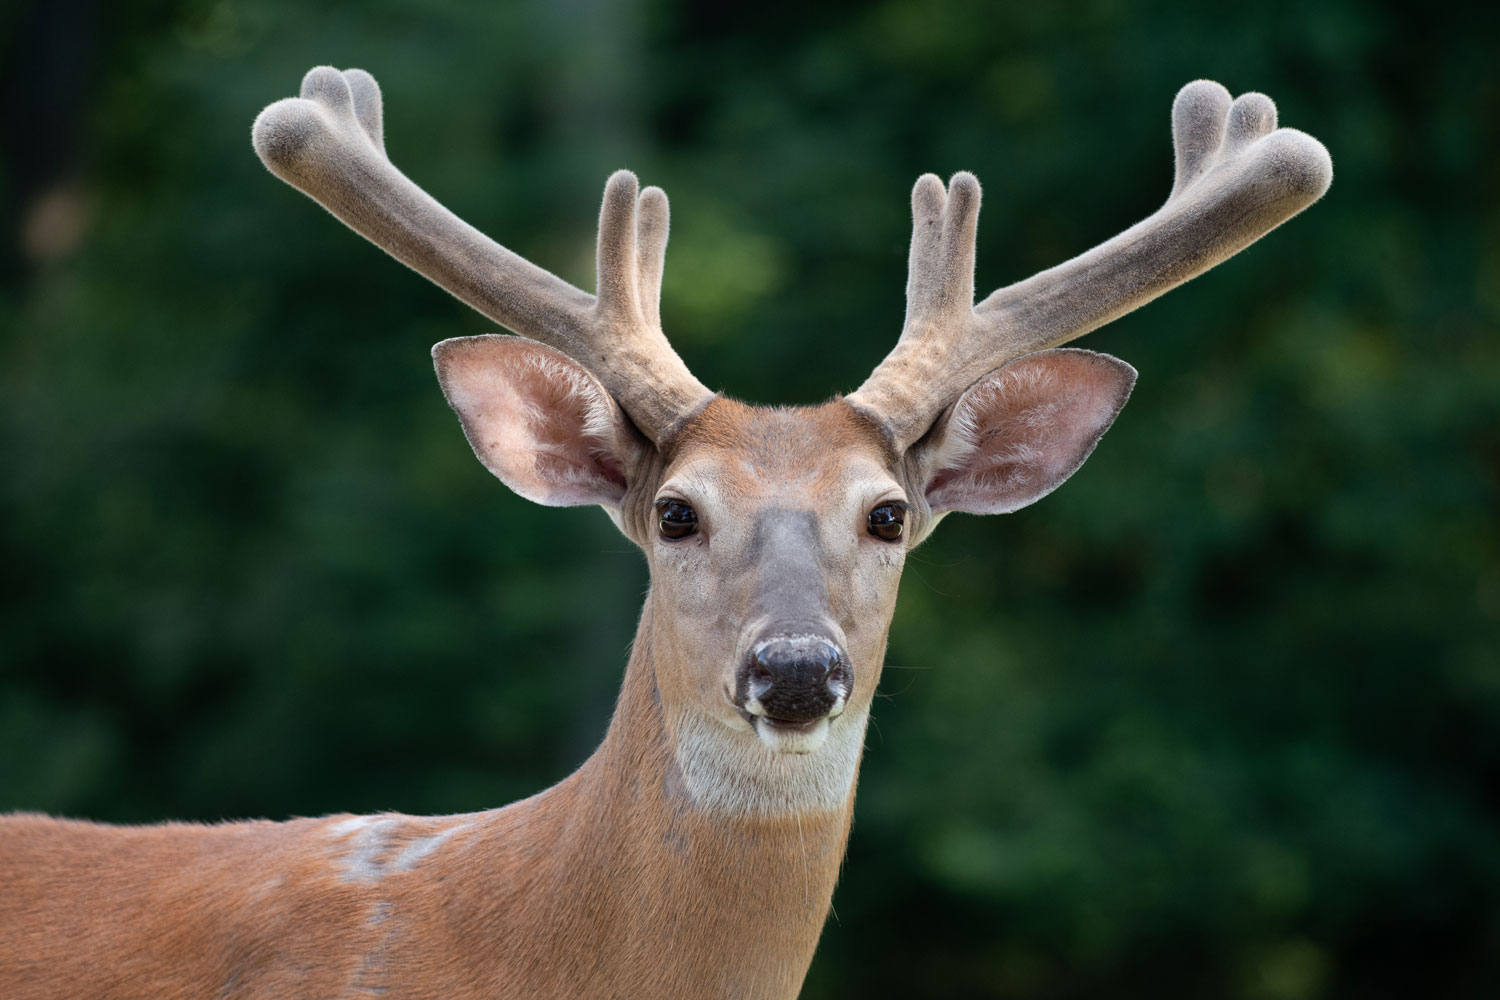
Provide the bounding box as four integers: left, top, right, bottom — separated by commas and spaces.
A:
0, 66, 1330, 999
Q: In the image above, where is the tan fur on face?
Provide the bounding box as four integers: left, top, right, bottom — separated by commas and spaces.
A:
633, 401, 910, 805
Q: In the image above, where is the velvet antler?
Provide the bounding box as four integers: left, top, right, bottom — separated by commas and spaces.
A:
847, 81, 1333, 450
251, 67, 712, 443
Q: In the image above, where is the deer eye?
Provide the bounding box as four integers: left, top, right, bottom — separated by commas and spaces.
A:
867, 503, 905, 542
656, 500, 698, 540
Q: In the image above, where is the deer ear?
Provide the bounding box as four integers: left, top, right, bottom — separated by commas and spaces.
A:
918, 349, 1136, 516
433, 335, 642, 508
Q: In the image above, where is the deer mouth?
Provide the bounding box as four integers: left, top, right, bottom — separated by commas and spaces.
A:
751, 714, 832, 754
728, 698, 840, 753
733, 681, 850, 754
759, 715, 824, 734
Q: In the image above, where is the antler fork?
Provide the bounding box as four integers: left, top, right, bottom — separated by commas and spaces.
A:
251, 66, 713, 443
847, 81, 1333, 449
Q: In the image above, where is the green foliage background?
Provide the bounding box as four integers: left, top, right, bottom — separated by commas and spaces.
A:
2, 1, 1497, 996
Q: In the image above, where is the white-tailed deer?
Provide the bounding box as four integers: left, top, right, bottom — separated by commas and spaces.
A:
0, 67, 1330, 999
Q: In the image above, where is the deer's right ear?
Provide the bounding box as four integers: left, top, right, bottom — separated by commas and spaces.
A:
433, 335, 643, 508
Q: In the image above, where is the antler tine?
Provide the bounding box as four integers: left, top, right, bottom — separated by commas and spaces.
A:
634, 186, 671, 331
903, 172, 981, 331
252, 66, 712, 443
849, 80, 1332, 451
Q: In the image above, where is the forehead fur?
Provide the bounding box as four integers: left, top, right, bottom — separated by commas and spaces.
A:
668, 398, 893, 479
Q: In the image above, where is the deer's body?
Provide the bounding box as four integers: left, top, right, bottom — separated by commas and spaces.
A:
2, 400, 883, 998
0, 66, 1330, 999
1, 607, 851, 1000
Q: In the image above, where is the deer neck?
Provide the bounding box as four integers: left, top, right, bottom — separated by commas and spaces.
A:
467, 594, 863, 995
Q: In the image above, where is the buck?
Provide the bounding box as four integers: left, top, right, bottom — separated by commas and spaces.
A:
0, 67, 1330, 998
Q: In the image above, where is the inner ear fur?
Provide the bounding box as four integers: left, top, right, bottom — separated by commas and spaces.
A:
432, 335, 644, 508
917, 348, 1137, 516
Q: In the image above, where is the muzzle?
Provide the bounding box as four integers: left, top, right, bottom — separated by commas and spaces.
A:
737, 634, 850, 726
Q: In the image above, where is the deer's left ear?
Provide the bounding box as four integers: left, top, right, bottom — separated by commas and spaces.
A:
916, 348, 1136, 516
433, 335, 644, 508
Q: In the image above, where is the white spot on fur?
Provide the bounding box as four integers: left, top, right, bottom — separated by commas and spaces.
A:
328, 815, 376, 836
331, 816, 400, 883
392, 824, 470, 871
326, 816, 472, 883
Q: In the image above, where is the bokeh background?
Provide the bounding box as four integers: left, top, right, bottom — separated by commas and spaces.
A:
3, 1, 1497, 997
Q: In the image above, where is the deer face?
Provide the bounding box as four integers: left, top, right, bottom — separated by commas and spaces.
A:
434, 336, 1136, 816
634, 398, 908, 759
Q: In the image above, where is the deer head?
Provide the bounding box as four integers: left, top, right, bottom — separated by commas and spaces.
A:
253, 67, 1330, 816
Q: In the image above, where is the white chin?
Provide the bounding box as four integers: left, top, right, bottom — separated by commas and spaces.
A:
753, 717, 831, 755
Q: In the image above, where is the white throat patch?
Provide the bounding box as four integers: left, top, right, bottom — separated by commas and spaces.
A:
669, 707, 868, 816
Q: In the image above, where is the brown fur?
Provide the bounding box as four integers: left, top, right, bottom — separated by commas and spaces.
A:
0, 601, 851, 999
0, 402, 889, 1000
1, 67, 1330, 999
628, 398, 898, 529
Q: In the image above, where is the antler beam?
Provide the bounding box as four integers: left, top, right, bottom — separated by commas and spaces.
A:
251, 67, 712, 443
848, 80, 1333, 450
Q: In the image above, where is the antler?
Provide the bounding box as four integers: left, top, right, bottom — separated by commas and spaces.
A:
251, 66, 713, 443
847, 80, 1333, 450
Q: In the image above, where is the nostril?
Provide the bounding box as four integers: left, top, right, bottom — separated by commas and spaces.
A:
748, 656, 774, 700
740, 636, 851, 724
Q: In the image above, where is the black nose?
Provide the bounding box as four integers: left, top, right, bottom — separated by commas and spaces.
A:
741, 636, 849, 724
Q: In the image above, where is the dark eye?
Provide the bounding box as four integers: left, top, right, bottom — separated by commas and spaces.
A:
867, 503, 905, 542
656, 500, 698, 540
